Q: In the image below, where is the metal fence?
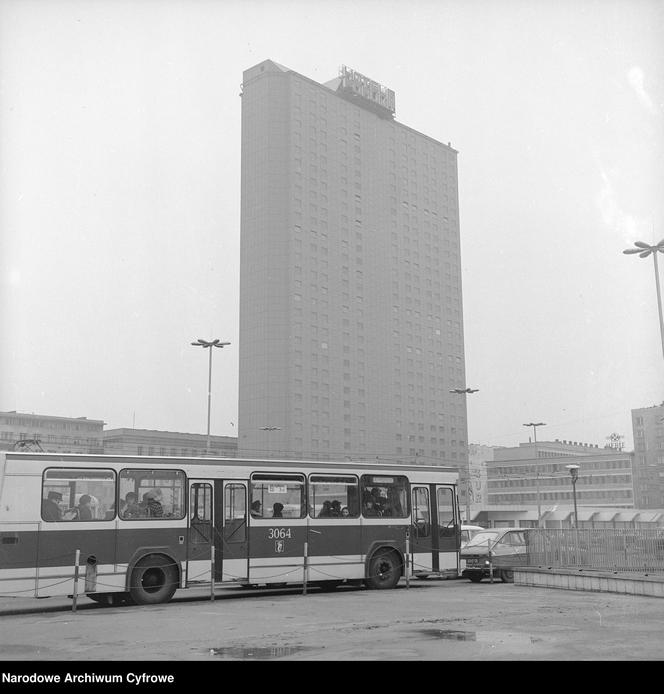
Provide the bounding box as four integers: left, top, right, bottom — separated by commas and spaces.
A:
525, 528, 664, 573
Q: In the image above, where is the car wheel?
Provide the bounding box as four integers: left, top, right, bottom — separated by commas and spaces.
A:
365, 549, 401, 590
129, 555, 178, 605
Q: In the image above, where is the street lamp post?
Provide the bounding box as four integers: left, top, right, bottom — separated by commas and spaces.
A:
191, 338, 231, 456
623, 240, 664, 358
522, 423, 545, 526
449, 387, 479, 521
523, 422, 546, 443
565, 464, 580, 528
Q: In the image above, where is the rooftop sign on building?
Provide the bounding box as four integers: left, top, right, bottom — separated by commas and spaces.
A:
338, 65, 395, 118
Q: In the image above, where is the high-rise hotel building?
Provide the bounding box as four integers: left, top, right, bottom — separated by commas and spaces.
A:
238, 60, 467, 467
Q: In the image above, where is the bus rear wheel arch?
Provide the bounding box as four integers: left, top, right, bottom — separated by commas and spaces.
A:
128, 554, 179, 605
365, 548, 402, 590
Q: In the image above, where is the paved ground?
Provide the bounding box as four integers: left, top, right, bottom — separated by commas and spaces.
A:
1, 578, 664, 661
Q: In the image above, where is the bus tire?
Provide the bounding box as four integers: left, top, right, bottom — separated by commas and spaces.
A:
499, 569, 514, 583
468, 574, 483, 583
129, 555, 178, 605
365, 549, 401, 590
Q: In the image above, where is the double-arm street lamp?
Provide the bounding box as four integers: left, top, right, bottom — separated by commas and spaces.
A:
449, 387, 479, 521
565, 464, 580, 528
623, 240, 664, 358
523, 422, 546, 443
191, 338, 231, 456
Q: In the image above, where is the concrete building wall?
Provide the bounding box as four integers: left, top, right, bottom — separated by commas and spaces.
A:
632, 402, 664, 508
238, 60, 467, 469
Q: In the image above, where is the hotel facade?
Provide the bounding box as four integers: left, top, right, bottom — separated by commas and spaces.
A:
238, 60, 467, 468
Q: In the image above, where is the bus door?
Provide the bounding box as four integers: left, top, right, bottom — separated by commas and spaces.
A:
410, 485, 437, 575
307, 474, 362, 585
436, 485, 460, 573
218, 481, 248, 583
187, 481, 214, 584
247, 474, 307, 586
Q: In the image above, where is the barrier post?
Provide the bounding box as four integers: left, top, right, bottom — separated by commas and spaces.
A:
302, 541, 308, 595
488, 539, 494, 584
405, 529, 410, 589
72, 549, 81, 613
210, 545, 215, 601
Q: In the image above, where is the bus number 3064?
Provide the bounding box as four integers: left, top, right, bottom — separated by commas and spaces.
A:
268, 528, 292, 539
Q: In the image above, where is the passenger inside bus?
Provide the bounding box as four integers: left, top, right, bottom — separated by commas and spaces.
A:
272, 502, 284, 518
251, 500, 262, 517
144, 490, 164, 517
42, 491, 63, 521
319, 500, 333, 517
76, 494, 93, 521
122, 492, 139, 518
341, 506, 350, 517
330, 500, 342, 517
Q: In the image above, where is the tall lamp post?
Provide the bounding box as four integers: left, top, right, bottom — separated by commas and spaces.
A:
191, 338, 231, 456
523, 422, 546, 443
565, 464, 580, 528
450, 387, 479, 522
523, 423, 546, 526
623, 240, 664, 358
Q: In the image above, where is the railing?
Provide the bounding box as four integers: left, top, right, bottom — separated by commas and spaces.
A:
525, 528, 664, 573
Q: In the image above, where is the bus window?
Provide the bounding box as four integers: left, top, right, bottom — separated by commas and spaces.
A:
119, 469, 186, 520
437, 487, 456, 537
224, 483, 246, 543
309, 475, 359, 518
411, 486, 431, 537
42, 468, 115, 522
250, 474, 305, 519
190, 483, 212, 522
360, 475, 409, 518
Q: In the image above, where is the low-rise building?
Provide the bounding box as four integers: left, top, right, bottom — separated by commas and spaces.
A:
0, 411, 104, 453
102, 428, 238, 458
487, 439, 634, 509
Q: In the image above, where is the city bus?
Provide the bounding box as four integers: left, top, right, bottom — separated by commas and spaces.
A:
0, 451, 461, 606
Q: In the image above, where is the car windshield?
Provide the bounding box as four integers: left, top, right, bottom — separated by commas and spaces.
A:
465, 530, 502, 547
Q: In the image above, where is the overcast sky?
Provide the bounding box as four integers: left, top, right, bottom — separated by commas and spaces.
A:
1, 0, 663, 452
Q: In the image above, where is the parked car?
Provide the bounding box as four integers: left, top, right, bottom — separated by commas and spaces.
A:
461, 527, 531, 583
460, 524, 484, 548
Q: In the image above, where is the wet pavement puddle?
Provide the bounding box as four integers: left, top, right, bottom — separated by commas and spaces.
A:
419, 629, 539, 647
207, 645, 315, 659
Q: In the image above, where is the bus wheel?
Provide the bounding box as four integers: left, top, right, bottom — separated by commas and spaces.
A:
366, 549, 401, 590
318, 580, 342, 592
499, 569, 514, 583
468, 574, 483, 583
129, 555, 178, 605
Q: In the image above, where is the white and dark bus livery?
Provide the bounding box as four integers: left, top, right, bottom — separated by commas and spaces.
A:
0, 452, 461, 605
